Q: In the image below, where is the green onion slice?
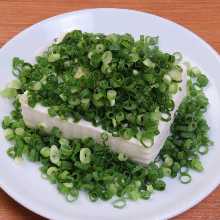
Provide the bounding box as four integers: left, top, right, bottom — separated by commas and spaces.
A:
141, 137, 154, 148
0, 88, 17, 98
15, 127, 25, 136
169, 83, 179, 94
143, 58, 155, 68
102, 51, 112, 64
168, 69, 182, 82
8, 79, 21, 89
80, 148, 91, 164
40, 147, 50, 158
4, 128, 14, 140
118, 153, 128, 161
163, 74, 172, 84
48, 53, 60, 62
198, 146, 209, 155
179, 172, 192, 184
112, 199, 126, 209
161, 112, 171, 122
173, 52, 182, 63
50, 145, 60, 166
96, 44, 105, 53
47, 166, 58, 176
101, 132, 109, 142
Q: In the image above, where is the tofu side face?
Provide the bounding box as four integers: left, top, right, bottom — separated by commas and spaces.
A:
19, 65, 187, 165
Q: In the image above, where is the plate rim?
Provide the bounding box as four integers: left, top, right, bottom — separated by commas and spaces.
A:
0, 8, 220, 220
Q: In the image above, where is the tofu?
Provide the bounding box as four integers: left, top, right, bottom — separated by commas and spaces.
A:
19, 66, 187, 165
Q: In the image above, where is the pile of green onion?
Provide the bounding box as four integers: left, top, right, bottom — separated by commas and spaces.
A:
7, 31, 185, 145
1, 31, 211, 208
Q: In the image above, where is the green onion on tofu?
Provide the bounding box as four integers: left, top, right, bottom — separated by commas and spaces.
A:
1, 30, 211, 208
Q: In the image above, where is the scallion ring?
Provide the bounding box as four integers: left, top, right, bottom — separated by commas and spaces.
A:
198, 146, 209, 155
161, 112, 171, 122
173, 52, 182, 63
112, 199, 126, 209
50, 145, 60, 166
141, 137, 154, 148
47, 166, 58, 176
80, 148, 91, 164
179, 172, 192, 184
118, 153, 128, 161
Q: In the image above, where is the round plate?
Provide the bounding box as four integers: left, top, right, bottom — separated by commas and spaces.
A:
0, 8, 220, 220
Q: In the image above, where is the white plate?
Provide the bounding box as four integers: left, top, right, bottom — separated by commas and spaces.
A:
0, 8, 220, 220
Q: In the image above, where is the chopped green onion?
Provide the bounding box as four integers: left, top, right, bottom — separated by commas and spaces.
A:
50, 145, 60, 166
118, 153, 128, 161
173, 52, 182, 63
169, 69, 182, 82
141, 137, 154, 148
162, 167, 171, 176
88, 51, 93, 59
140, 190, 151, 200
107, 90, 117, 106
32, 82, 42, 91
4, 128, 14, 140
66, 193, 77, 202
48, 53, 60, 62
2, 116, 13, 128
96, 44, 105, 53
169, 83, 179, 94
1, 31, 211, 206
112, 199, 126, 209
179, 173, 191, 184
198, 146, 208, 155
112, 118, 117, 127
150, 110, 161, 121
164, 155, 173, 167
15, 128, 25, 136
128, 190, 140, 200
8, 80, 21, 89
190, 159, 204, 172
7, 147, 16, 158
0, 88, 17, 98
63, 182, 73, 188
115, 112, 125, 123
47, 166, 58, 176
122, 128, 134, 140
41, 173, 48, 179
40, 147, 50, 158
81, 98, 90, 110
132, 69, 139, 75
59, 138, 69, 147
100, 132, 108, 142
80, 148, 91, 164
89, 192, 98, 202
129, 53, 139, 62
102, 51, 112, 64
74, 67, 86, 79
161, 112, 171, 122
37, 122, 47, 130
189, 66, 201, 77
197, 74, 208, 87
146, 184, 154, 193
143, 58, 155, 68
153, 180, 166, 191
163, 74, 172, 84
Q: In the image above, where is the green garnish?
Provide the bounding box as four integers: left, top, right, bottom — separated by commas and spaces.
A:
11, 30, 185, 143
1, 30, 212, 208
